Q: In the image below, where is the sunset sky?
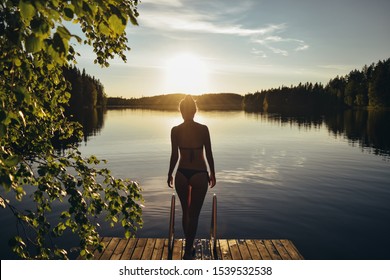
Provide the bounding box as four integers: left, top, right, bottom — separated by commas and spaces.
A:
74, 0, 390, 98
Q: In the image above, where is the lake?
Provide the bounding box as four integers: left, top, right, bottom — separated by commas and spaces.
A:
1, 108, 390, 259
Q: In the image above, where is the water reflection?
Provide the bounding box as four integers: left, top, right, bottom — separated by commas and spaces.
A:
54, 107, 390, 160
52, 107, 106, 150
247, 109, 390, 160
325, 109, 390, 158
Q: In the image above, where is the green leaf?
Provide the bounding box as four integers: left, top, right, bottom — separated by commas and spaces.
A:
52, 32, 66, 54
63, 8, 74, 21
14, 58, 22, 67
57, 26, 72, 40
98, 22, 111, 36
1, 174, 12, 191
65, 219, 72, 226
108, 15, 125, 35
19, 0, 36, 23
0, 197, 8, 208
30, 18, 50, 38
15, 86, 30, 104
0, 124, 6, 137
129, 13, 138, 26
0, 110, 6, 122
60, 211, 71, 218
25, 34, 43, 53
4, 155, 21, 167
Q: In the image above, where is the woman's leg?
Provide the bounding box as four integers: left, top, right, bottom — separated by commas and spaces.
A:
175, 172, 191, 238
185, 172, 209, 255
175, 171, 209, 257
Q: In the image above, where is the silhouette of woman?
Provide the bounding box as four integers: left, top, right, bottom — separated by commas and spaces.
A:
167, 95, 216, 260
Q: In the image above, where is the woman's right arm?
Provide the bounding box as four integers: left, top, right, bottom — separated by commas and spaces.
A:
167, 127, 179, 188
204, 126, 216, 188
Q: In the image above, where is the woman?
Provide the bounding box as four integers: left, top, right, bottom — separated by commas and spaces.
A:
167, 95, 216, 260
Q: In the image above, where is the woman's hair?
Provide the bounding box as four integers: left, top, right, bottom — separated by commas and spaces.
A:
179, 95, 197, 116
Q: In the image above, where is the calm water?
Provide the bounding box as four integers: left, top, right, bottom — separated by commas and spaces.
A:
1, 109, 390, 259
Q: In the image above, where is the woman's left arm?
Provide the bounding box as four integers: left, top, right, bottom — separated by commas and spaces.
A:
167, 127, 179, 188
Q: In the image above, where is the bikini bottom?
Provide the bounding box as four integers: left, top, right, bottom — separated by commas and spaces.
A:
177, 168, 208, 181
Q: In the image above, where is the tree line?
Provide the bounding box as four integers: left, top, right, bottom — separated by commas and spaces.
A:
244, 58, 390, 111
107, 93, 243, 110
62, 65, 107, 111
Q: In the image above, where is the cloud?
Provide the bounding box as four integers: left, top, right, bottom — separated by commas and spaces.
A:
296, 44, 309, 51
138, 1, 309, 57
140, 8, 285, 37
268, 46, 289, 56
252, 48, 267, 58
252, 36, 309, 56
143, 0, 183, 7
318, 64, 355, 71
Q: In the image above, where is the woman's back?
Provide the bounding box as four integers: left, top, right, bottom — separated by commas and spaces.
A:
175, 121, 206, 147
174, 121, 208, 170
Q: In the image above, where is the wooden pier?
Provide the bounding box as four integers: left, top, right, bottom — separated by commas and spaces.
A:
91, 237, 304, 260
90, 195, 304, 260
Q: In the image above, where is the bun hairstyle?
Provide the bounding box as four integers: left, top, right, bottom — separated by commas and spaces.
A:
179, 95, 197, 116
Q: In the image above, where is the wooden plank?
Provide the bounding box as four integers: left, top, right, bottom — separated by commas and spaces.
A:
141, 239, 156, 260
228, 239, 242, 260
201, 239, 211, 260
110, 238, 129, 260
92, 237, 110, 260
237, 239, 252, 260
100, 237, 120, 260
151, 238, 165, 260
161, 239, 169, 260
254, 240, 272, 260
120, 238, 137, 260
245, 239, 261, 260
218, 239, 232, 260
172, 239, 183, 260
88, 238, 303, 260
263, 240, 282, 260
214, 239, 222, 260
131, 238, 147, 260
194, 239, 202, 260
272, 240, 292, 260
211, 238, 219, 260
280, 240, 304, 260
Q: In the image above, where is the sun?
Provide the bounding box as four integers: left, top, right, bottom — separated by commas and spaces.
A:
164, 53, 210, 94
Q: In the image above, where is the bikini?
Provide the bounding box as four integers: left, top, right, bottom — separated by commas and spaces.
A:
177, 146, 208, 180
177, 167, 208, 181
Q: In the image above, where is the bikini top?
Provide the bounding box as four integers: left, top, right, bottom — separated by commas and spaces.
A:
179, 146, 203, 162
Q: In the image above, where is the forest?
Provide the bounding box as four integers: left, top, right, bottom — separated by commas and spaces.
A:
62, 65, 107, 111
244, 58, 390, 111
107, 93, 243, 110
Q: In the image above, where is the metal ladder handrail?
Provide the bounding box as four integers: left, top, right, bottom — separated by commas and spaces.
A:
169, 192, 217, 259
210, 193, 217, 259
168, 193, 175, 257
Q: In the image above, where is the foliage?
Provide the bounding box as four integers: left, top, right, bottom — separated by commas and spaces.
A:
327, 59, 390, 108
244, 82, 332, 112
368, 60, 390, 107
244, 58, 390, 111
63, 66, 107, 110
0, 0, 142, 259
